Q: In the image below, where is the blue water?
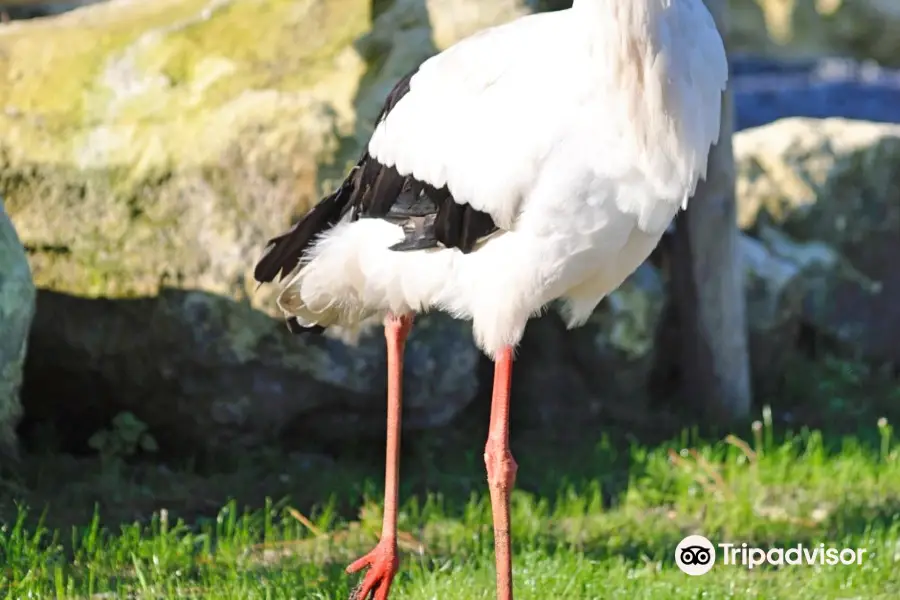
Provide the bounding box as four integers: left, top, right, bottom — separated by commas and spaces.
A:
731, 55, 900, 131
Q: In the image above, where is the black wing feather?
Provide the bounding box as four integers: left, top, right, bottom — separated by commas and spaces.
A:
254, 66, 500, 332
253, 172, 357, 283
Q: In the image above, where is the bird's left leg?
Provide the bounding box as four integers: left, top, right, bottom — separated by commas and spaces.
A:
347, 313, 414, 600
485, 346, 517, 600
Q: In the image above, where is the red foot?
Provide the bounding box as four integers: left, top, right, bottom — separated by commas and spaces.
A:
346, 538, 399, 600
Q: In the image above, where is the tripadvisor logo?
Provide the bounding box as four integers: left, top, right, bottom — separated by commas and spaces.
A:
675, 535, 868, 575
675, 535, 716, 576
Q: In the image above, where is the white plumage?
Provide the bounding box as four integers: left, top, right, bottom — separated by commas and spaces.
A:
269, 0, 728, 358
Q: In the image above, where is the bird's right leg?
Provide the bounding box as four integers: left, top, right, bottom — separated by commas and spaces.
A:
346, 313, 414, 600
485, 346, 517, 600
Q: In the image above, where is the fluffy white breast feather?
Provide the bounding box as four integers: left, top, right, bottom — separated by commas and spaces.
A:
279, 0, 728, 357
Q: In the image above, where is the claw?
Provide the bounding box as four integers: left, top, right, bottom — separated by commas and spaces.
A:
346, 539, 399, 600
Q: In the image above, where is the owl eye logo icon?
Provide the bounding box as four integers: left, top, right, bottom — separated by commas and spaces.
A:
675, 535, 716, 575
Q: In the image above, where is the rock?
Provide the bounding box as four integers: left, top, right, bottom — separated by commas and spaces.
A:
735, 117, 900, 364
572, 263, 666, 399
521, 232, 807, 421
729, 0, 900, 67
516, 263, 670, 427
1, 0, 532, 454
0, 195, 35, 457
739, 230, 806, 398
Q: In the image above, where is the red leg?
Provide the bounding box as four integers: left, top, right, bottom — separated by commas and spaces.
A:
484, 346, 517, 600
346, 313, 413, 600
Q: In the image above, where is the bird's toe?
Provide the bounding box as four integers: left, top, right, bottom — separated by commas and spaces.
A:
346, 541, 399, 600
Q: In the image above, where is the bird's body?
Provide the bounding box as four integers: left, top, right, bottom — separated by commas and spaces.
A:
255, 0, 726, 357
254, 1, 728, 598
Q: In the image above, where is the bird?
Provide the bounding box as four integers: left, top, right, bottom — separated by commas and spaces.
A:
253, 0, 727, 598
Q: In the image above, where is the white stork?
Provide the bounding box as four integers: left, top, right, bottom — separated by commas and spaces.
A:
254, 0, 727, 598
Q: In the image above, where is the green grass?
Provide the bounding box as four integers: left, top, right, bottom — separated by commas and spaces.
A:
2, 412, 899, 599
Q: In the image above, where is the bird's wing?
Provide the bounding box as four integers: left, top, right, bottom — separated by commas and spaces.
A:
367, 10, 581, 231
369, 3, 728, 236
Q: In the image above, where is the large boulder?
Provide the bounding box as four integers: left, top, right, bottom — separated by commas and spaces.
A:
514, 263, 667, 428
0, 195, 35, 458
729, 0, 900, 67
735, 117, 900, 364
1, 0, 531, 454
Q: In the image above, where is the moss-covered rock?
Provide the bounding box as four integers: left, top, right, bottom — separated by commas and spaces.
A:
735, 117, 900, 364
2, 0, 533, 454
730, 0, 900, 66
0, 195, 35, 458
